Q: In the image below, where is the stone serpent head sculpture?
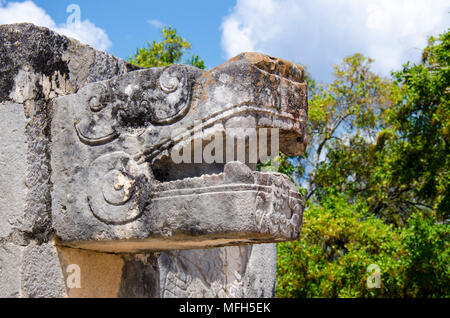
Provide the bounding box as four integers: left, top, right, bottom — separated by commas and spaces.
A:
51, 52, 308, 253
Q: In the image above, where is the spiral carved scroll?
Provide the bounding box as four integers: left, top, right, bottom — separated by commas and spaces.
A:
86, 151, 149, 225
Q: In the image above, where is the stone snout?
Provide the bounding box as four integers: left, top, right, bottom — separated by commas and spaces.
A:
50, 52, 308, 253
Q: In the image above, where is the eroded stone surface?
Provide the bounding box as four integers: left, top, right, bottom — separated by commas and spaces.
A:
0, 23, 307, 298
0, 23, 145, 298
0, 102, 27, 240
0, 23, 137, 244
159, 244, 277, 298
0, 243, 24, 297
51, 52, 307, 251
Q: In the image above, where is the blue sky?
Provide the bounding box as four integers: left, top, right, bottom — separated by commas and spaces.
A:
0, 0, 237, 69
30, 0, 236, 69
1, 0, 449, 82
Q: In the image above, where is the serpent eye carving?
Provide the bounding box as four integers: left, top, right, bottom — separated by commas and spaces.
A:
149, 65, 193, 125
75, 83, 119, 146
87, 152, 149, 225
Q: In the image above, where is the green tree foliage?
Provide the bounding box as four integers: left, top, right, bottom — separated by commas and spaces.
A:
388, 32, 450, 220
277, 193, 449, 297
400, 212, 450, 297
277, 192, 404, 298
304, 54, 399, 221
129, 26, 205, 69
276, 30, 450, 297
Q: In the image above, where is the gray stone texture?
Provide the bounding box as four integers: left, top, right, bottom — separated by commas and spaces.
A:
0, 102, 27, 240
159, 244, 277, 298
0, 243, 24, 297
50, 53, 306, 250
0, 23, 136, 244
20, 241, 67, 298
0, 23, 307, 297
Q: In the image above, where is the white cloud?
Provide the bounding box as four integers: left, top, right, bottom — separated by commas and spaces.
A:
147, 19, 163, 28
221, 0, 449, 81
0, 1, 111, 51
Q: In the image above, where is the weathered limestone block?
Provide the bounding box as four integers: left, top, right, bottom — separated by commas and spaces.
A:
0, 23, 136, 243
51, 53, 307, 252
0, 23, 307, 298
0, 23, 143, 298
0, 102, 27, 240
0, 243, 24, 297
